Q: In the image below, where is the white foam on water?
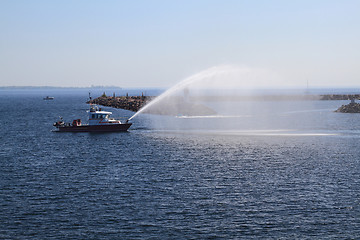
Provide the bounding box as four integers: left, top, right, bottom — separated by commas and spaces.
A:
175, 115, 252, 119
148, 129, 339, 137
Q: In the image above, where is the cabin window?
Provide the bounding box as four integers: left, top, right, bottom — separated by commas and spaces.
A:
91, 114, 109, 119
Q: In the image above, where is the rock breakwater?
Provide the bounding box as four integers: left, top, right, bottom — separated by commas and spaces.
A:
320, 94, 360, 100
88, 96, 153, 112
335, 102, 360, 113
88, 94, 360, 115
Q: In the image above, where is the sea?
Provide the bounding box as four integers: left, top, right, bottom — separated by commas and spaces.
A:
0, 88, 359, 239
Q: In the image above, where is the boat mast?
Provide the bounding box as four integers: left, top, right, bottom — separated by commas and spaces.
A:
89, 92, 93, 109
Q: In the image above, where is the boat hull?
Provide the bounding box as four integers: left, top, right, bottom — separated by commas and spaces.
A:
55, 123, 132, 132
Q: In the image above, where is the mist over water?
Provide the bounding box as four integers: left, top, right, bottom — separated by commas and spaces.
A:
130, 65, 276, 120
129, 65, 324, 134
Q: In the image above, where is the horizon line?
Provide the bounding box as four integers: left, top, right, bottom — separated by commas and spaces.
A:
1, 85, 360, 90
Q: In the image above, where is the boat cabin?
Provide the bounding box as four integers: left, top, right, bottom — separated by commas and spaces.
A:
87, 105, 121, 125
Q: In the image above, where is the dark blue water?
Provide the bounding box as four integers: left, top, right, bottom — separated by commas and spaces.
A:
0, 90, 359, 239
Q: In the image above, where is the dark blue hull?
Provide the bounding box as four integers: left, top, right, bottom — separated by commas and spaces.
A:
55, 123, 132, 132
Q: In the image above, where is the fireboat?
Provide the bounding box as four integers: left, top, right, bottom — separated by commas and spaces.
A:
53, 104, 132, 132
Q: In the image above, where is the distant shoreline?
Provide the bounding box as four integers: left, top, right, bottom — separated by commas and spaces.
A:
1, 86, 359, 94
0, 86, 123, 90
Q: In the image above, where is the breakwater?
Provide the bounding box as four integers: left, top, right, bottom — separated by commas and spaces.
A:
88, 96, 154, 112
88, 94, 360, 113
335, 102, 360, 113
319, 94, 360, 100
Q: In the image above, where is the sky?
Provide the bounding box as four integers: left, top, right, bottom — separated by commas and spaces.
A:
0, 0, 359, 88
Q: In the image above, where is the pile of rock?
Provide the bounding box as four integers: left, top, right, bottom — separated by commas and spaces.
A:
88, 96, 153, 112
335, 102, 360, 113
321, 94, 360, 100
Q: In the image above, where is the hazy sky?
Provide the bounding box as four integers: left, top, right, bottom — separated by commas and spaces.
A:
1, 0, 359, 88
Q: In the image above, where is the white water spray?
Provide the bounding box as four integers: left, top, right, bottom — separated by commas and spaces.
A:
126, 65, 337, 136
129, 65, 255, 120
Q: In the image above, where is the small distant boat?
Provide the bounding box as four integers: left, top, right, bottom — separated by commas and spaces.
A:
43, 96, 54, 100
53, 104, 132, 132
